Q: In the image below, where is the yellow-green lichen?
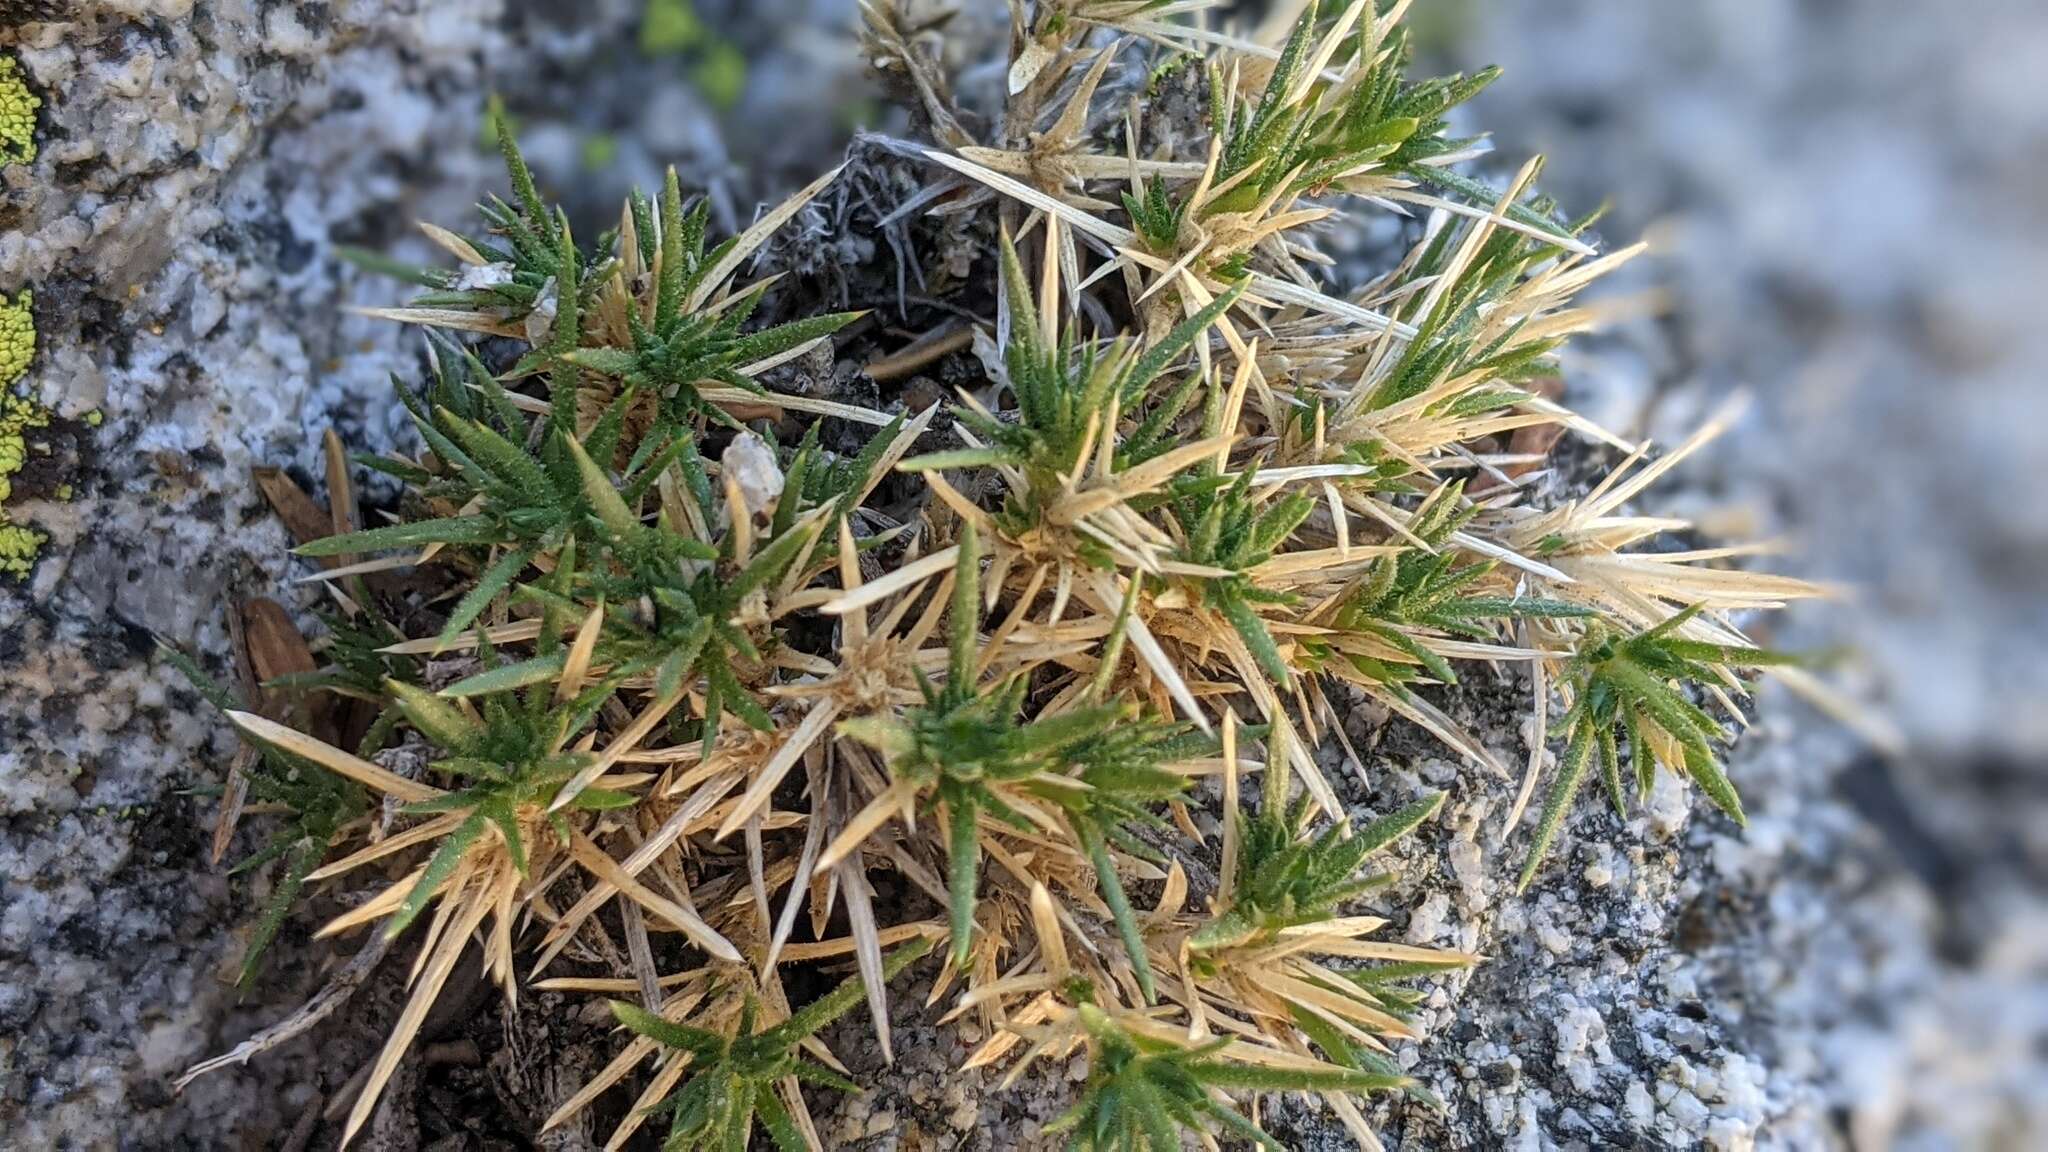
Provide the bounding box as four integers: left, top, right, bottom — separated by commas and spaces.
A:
0, 521, 42, 578
1, 290, 47, 578
1, 390, 50, 579
1, 291, 33, 386
1, 390, 49, 504
1, 54, 38, 166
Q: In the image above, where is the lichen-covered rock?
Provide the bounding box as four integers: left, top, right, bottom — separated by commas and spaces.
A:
0, 2, 514, 1143
0, 51, 37, 164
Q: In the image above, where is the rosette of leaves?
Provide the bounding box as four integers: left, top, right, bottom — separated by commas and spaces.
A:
369, 670, 640, 940
1321, 479, 1588, 688
1518, 606, 1795, 887
559, 169, 861, 430
1158, 749, 1468, 1138
903, 230, 1244, 541
832, 526, 1210, 991
1204, 0, 1503, 215
837, 526, 1128, 969
451, 413, 902, 746
346, 113, 607, 384
1165, 461, 1314, 684
1362, 190, 1598, 417
1192, 777, 1441, 956
608, 936, 932, 1152
223, 629, 696, 1142
1052, 1001, 1399, 1152
298, 344, 611, 648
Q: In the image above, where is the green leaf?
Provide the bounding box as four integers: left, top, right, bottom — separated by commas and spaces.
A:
1079, 821, 1156, 1004
1598, 723, 1625, 817
387, 809, 487, 938
572, 787, 640, 811
494, 108, 549, 230
559, 347, 641, 376
157, 640, 240, 714
1217, 589, 1289, 685
1517, 720, 1595, 892
610, 999, 726, 1054
1438, 596, 1593, 621
438, 408, 550, 501
948, 524, 980, 691
338, 245, 449, 288
729, 517, 818, 601
726, 310, 862, 366
1684, 740, 1746, 826
995, 230, 1042, 359
656, 168, 689, 331
295, 515, 501, 556
946, 794, 980, 969
387, 678, 483, 749
480, 794, 528, 877
1349, 791, 1445, 857
440, 652, 567, 698
435, 547, 534, 648
1123, 279, 1246, 395
828, 413, 907, 521
788, 1060, 863, 1095
565, 433, 642, 543
755, 1087, 807, 1152
1195, 1061, 1405, 1095
763, 935, 934, 1047
237, 838, 319, 987
1402, 164, 1575, 246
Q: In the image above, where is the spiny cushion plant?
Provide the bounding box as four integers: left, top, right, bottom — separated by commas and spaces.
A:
173, 2, 1839, 1147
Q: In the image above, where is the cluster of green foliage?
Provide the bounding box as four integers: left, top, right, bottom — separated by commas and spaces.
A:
611, 937, 933, 1151
1365, 195, 1599, 418
1200, 0, 1498, 216
1054, 1002, 1400, 1152
568, 175, 861, 428
1168, 462, 1315, 684
1322, 480, 1588, 688
841, 526, 1206, 995
902, 234, 1243, 526
1520, 608, 1793, 888
1194, 786, 1442, 955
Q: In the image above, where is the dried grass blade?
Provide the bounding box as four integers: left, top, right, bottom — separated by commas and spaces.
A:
227, 711, 441, 802
567, 831, 743, 963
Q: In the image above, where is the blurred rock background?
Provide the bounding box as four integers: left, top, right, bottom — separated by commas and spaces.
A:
1426, 2, 2048, 1148
0, 1, 2041, 1148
